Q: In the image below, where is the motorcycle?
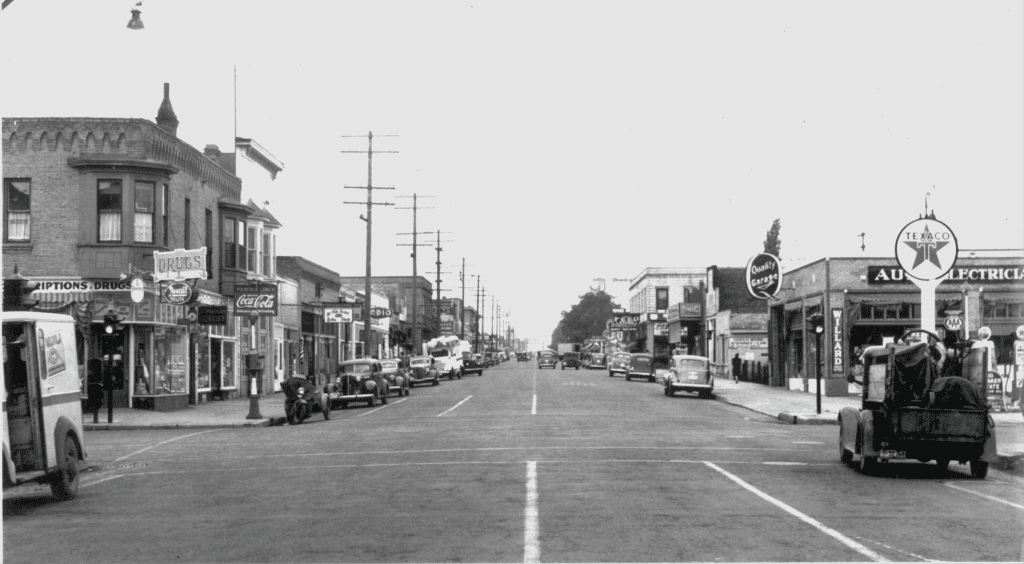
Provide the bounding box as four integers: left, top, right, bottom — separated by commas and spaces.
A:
280, 376, 330, 424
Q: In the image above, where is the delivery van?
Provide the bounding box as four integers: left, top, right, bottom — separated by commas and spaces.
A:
3, 311, 86, 500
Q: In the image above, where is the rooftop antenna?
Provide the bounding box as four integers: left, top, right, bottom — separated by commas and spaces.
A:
857, 232, 865, 252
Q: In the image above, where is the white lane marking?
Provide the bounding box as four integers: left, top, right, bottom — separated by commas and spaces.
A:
524, 461, 540, 564
703, 461, 888, 562
852, 535, 940, 562
726, 435, 755, 439
356, 397, 407, 417
438, 395, 472, 416
792, 441, 825, 445
762, 462, 808, 466
81, 474, 128, 489
115, 430, 218, 462
532, 394, 537, 415
944, 482, 1024, 510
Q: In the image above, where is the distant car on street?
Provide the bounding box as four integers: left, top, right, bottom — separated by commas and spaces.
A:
406, 356, 440, 387
625, 353, 655, 382
537, 350, 558, 369
664, 355, 714, 398
380, 358, 410, 397
608, 352, 631, 377
561, 351, 581, 370
586, 353, 607, 370
461, 352, 485, 376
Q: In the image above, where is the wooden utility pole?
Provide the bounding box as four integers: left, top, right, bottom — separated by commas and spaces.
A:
396, 194, 433, 355
342, 131, 396, 358
432, 229, 452, 335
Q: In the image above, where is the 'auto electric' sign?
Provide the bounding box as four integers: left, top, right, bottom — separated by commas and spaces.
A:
745, 253, 782, 299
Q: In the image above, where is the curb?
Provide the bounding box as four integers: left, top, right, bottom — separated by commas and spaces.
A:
84, 421, 273, 431
776, 412, 839, 425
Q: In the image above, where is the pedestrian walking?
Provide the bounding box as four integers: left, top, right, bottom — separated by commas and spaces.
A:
732, 353, 741, 382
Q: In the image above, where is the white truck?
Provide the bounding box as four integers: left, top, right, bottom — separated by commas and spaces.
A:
424, 336, 470, 380
3, 311, 86, 500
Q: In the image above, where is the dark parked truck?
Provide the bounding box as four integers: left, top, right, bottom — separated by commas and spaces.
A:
839, 330, 998, 478
560, 351, 581, 370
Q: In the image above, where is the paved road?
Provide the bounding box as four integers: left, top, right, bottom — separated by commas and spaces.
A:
5, 361, 1024, 562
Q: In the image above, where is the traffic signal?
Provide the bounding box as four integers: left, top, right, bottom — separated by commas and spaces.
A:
103, 312, 123, 335
806, 313, 825, 335
3, 277, 39, 311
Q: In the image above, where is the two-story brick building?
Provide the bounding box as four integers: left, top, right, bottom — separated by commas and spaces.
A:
627, 267, 705, 355
2, 84, 244, 410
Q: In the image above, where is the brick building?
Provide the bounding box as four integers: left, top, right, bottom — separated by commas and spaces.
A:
627, 267, 705, 355
2, 84, 244, 410
337, 275, 435, 356
766, 255, 1024, 396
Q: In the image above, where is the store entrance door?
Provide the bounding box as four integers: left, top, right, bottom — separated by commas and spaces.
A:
211, 337, 223, 400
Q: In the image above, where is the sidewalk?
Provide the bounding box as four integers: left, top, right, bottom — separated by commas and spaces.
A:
83, 393, 288, 430
712, 377, 1024, 472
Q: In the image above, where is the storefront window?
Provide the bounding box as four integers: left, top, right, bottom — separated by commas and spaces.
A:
221, 341, 236, 389
196, 339, 211, 390
134, 327, 187, 396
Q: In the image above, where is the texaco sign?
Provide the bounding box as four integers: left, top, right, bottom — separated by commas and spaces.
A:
895, 217, 958, 281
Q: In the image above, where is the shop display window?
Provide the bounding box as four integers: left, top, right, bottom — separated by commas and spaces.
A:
134, 326, 187, 396
196, 339, 211, 391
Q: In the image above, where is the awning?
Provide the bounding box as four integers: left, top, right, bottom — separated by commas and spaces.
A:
31, 291, 93, 309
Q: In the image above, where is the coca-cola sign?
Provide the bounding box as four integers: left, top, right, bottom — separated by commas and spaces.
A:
235, 283, 278, 316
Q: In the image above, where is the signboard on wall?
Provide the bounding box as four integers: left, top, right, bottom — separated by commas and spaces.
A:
234, 282, 278, 316
831, 308, 844, 374
324, 307, 353, 323
745, 253, 783, 299
154, 247, 208, 281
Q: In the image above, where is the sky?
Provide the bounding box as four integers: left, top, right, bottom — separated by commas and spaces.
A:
2, 0, 1022, 346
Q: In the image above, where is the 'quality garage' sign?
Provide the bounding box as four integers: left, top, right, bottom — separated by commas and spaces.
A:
746, 253, 783, 299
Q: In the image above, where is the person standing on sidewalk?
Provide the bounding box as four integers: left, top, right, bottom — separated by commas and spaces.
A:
732, 353, 741, 382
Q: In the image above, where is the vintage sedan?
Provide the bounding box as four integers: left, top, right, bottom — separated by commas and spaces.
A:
406, 356, 440, 387
537, 350, 558, 369
561, 351, 581, 370
608, 352, 631, 377
326, 359, 388, 409
586, 353, 607, 370
462, 352, 485, 376
380, 358, 410, 397
625, 353, 655, 382
664, 355, 714, 398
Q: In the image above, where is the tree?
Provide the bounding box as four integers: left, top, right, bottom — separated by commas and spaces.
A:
763, 218, 781, 258
549, 291, 619, 348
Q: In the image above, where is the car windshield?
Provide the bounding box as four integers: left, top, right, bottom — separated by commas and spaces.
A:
613, 353, 630, 361
539, 352, 555, 359
340, 363, 372, 374
675, 359, 708, 370
632, 356, 651, 367
410, 358, 431, 367
381, 360, 399, 370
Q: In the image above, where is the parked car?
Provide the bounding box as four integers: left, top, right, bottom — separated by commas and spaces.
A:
608, 352, 631, 377
586, 353, 607, 370
537, 350, 558, 369
625, 353, 655, 382
406, 356, 440, 387
380, 358, 410, 397
327, 359, 388, 409
561, 351, 581, 370
664, 355, 714, 398
462, 352, 485, 376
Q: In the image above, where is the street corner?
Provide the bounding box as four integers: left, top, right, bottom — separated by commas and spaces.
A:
777, 412, 840, 425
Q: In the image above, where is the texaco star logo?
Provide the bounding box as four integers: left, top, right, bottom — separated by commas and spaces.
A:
895, 217, 958, 281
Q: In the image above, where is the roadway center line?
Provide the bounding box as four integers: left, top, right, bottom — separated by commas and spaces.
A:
438, 395, 472, 416
115, 430, 219, 462
532, 395, 537, 415
356, 397, 407, 417
524, 461, 540, 564
702, 461, 888, 562
944, 482, 1024, 510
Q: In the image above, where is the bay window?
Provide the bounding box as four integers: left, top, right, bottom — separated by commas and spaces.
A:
98, 180, 122, 242
134, 181, 155, 243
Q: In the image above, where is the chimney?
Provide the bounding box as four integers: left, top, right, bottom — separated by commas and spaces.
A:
155, 83, 179, 137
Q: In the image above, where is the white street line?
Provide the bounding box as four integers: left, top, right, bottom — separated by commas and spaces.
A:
356, 397, 406, 417
532, 394, 537, 415
944, 482, 1024, 510
115, 430, 219, 462
438, 395, 472, 416
81, 474, 129, 489
703, 461, 888, 562
524, 461, 540, 564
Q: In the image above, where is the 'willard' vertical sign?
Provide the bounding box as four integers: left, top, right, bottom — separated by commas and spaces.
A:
831, 308, 844, 374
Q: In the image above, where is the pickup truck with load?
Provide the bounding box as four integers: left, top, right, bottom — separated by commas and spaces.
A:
425, 336, 470, 379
